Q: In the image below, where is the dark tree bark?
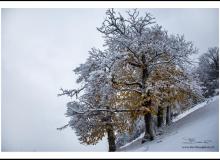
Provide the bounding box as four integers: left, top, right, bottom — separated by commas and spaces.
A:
107, 124, 116, 152
142, 112, 155, 143
105, 105, 116, 152
166, 106, 171, 125
157, 106, 164, 128
141, 54, 155, 143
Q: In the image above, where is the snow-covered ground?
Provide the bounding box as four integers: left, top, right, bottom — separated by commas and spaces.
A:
119, 96, 219, 152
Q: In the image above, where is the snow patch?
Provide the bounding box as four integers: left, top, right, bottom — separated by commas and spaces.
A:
120, 95, 219, 152
172, 96, 219, 123
119, 132, 145, 149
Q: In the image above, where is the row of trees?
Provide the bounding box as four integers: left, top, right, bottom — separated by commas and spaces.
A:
197, 47, 219, 98
115, 48, 219, 149
58, 9, 211, 152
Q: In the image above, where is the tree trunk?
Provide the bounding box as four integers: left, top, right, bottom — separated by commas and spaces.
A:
140, 54, 155, 143
157, 106, 164, 128
142, 112, 155, 143
166, 106, 171, 125
107, 124, 116, 152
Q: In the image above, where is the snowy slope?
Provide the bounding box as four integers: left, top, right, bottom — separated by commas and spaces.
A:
119, 96, 219, 152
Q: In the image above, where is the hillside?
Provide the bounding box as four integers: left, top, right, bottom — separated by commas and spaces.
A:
119, 96, 219, 152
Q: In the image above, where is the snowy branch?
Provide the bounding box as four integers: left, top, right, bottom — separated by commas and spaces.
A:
67, 108, 149, 116
58, 86, 85, 98
57, 124, 69, 131
118, 88, 142, 95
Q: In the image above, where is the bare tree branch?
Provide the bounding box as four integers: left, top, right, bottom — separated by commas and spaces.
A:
58, 86, 85, 98
57, 124, 69, 131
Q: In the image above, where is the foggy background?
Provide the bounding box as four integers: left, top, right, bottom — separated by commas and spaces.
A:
1, 8, 218, 151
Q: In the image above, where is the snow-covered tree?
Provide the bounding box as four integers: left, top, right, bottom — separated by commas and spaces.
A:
197, 47, 219, 97
58, 48, 132, 152
59, 8, 203, 150
153, 59, 204, 125
97, 9, 197, 142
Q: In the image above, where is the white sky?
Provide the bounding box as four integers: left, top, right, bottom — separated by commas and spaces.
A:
1, 8, 219, 152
